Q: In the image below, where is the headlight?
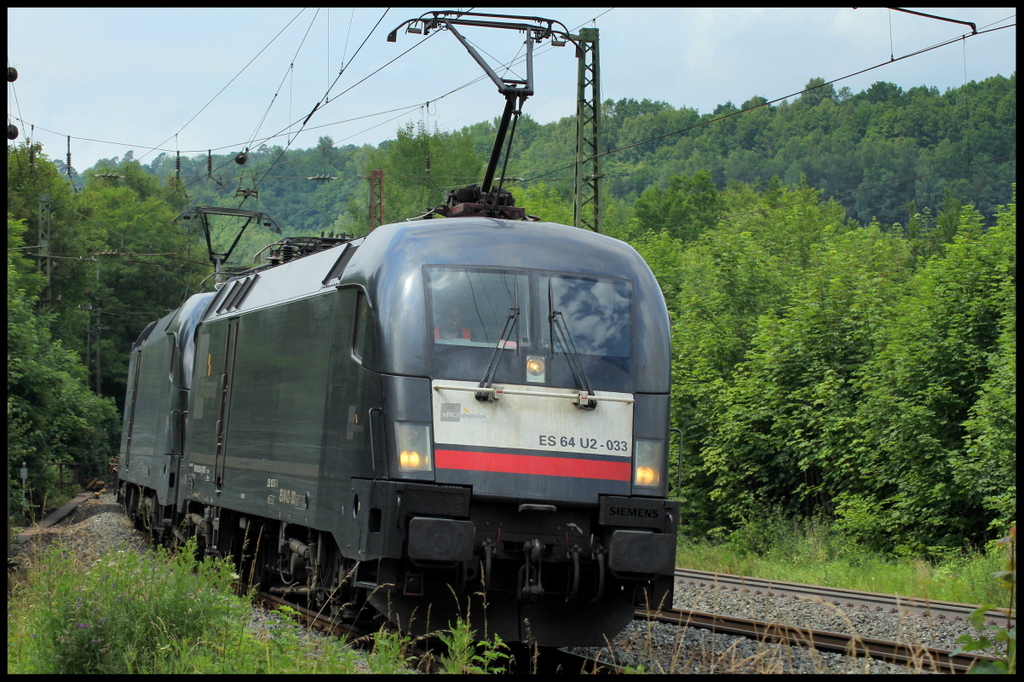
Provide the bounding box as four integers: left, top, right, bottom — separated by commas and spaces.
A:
396, 422, 433, 473
633, 439, 663, 490
526, 355, 545, 383
635, 466, 657, 486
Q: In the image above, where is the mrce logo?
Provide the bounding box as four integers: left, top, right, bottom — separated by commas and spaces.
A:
439, 403, 487, 423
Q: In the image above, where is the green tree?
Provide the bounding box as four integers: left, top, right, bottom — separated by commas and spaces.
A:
364, 122, 483, 224
701, 223, 914, 526
843, 197, 1016, 553
633, 169, 724, 243
668, 180, 849, 533
7, 141, 92, 352
797, 77, 838, 108
71, 161, 207, 411
515, 182, 573, 225
8, 215, 119, 514
8, 143, 208, 418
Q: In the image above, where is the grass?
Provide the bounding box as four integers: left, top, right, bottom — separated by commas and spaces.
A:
7, 535, 511, 675
676, 515, 1015, 609
7, 538, 367, 674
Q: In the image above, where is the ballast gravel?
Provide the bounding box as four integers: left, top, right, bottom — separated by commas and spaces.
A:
566, 573, 1007, 674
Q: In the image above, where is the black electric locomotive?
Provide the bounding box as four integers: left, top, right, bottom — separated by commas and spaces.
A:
117, 9, 678, 648
117, 213, 678, 646
118, 291, 214, 526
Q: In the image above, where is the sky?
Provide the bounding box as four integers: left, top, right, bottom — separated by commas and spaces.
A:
7, 7, 1017, 173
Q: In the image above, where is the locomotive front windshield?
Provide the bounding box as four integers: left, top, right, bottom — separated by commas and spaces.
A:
540, 275, 631, 359
426, 266, 633, 391
427, 268, 530, 347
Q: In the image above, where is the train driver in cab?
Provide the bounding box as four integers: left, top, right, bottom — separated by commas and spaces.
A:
435, 303, 472, 340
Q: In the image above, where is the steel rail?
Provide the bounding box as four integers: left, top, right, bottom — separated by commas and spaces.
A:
641, 606, 1002, 674
254, 590, 372, 642
674, 568, 1014, 629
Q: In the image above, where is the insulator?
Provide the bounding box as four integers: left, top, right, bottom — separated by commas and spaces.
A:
8, 124, 18, 140
7, 67, 17, 82
235, 152, 248, 165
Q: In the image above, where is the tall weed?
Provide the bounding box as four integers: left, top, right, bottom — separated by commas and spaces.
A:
7, 538, 363, 674
953, 527, 1016, 674
8, 538, 245, 674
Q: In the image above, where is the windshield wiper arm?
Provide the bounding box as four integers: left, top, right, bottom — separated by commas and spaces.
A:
548, 283, 597, 410
476, 305, 520, 401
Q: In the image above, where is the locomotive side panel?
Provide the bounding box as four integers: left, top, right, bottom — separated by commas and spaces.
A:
186, 293, 340, 527
185, 318, 230, 498
119, 315, 177, 506
119, 292, 216, 518
315, 287, 390, 559
320, 288, 381, 482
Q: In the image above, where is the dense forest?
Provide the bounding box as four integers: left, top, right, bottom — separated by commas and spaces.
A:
8, 74, 1015, 557
56, 73, 1015, 239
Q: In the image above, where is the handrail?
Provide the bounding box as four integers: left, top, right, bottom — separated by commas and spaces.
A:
432, 383, 634, 404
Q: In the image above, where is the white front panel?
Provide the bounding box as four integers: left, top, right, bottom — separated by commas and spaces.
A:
432, 379, 634, 457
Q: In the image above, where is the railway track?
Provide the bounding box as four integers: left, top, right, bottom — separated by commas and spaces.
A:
254, 590, 371, 642
256, 589, 624, 673
260, 582, 1003, 674
674, 568, 1014, 628
640, 605, 1002, 674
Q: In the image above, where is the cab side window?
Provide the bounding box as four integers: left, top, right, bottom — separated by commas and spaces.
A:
352, 291, 376, 366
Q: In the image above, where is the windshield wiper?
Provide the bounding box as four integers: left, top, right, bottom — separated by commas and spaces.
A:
548, 281, 597, 410
476, 305, 520, 401
476, 276, 521, 401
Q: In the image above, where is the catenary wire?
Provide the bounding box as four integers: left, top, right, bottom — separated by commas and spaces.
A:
139, 8, 308, 165
246, 27, 438, 194
319, 8, 391, 106
12, 13, 1012, 249
13, 16, 440, 248
9, 14, 1012, 171
244, 8, 321, 153
514, 23, 1015, 187
23, 15, 1012, 234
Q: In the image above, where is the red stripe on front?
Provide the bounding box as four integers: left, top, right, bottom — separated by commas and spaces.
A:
436, 449, 631, 481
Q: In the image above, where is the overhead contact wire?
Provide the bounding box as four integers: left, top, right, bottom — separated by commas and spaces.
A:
250, 26, 435, 192
246, 8, 321, 153
141, 8, 308, 164
516, 23, 1015, 186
